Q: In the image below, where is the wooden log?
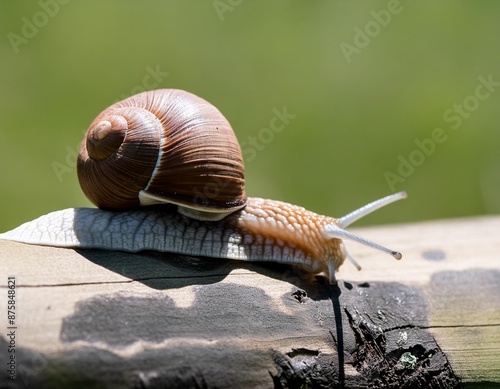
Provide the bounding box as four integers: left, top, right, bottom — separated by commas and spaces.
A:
1, 216, 499, 388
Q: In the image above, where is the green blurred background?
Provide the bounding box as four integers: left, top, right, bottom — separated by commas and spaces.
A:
0, 1, 499, 232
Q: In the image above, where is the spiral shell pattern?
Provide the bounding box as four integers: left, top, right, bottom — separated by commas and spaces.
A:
77, 89, 246, 214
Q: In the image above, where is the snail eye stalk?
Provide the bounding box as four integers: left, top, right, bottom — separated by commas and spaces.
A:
322, 192, 407, 269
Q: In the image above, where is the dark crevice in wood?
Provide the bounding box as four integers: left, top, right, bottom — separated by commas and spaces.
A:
286, 348, 320, 359
338, 283, 462, 389
330, 283, 346, 388
8, 273, 233, 289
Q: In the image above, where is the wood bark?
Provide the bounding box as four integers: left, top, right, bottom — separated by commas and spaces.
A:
1, 216, 499, 388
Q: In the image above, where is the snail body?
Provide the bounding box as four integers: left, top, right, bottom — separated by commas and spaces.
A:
0, 89, 407, 283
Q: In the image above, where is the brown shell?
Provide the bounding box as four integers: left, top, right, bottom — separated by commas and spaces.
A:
77, 89, 246, 213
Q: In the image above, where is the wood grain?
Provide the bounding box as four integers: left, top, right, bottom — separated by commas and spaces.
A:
1, 215, 499, 388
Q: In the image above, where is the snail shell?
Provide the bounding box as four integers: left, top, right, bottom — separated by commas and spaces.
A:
77, 89, 246, 220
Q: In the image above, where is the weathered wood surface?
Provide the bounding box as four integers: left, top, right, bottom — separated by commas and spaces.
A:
0, 215, 499, 388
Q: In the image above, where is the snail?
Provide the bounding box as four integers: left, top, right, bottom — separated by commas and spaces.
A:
0, 89, 407, 284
